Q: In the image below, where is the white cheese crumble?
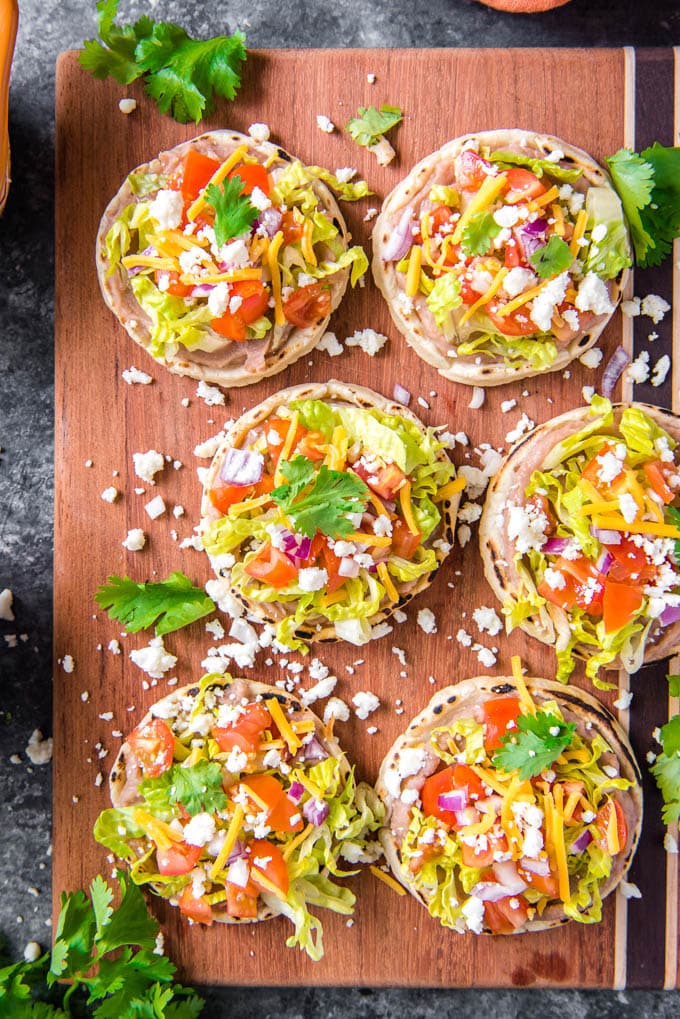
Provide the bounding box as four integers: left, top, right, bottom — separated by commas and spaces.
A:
323, 697, 351, 724
505, 413, 534, 446
502, 267, 536, 299
529, 272, 569, 332
500, 399, 517, 413
651, 354, 671, 388
133, 449, 165, 485
248, 122, 270, 143
301, 675, 337, 706
461, 896, 485, 934
507, 503, 549, 554
298, 567, 328, 592
148, 189, 183, 230
122, 528, 146, 552
193, 432, 224, 458
130, 636, 177, 678
25, 729, 53, 765
613, 689, 634, 711
417, 608, 437, 634
627, 350, 651, 384
196, 381, 226, 406
207, 281, 230, 318
640, 293, 670, 324
620, 298, 641, 317
184, 813, 216, 847
596, 450, 624, 484
345, 328, 389, 356
317, 331, 344, 356
543, 567, 566, 590
352, 691, 380, 720
100, 486, 119, 503
618, 492, 638, 524
145, 495, 166, 520
619, 881, 642, 900
62, 654, 75, 674
122, 365, 152, 385
472, 606, 502, 636
579, 347, 603, 369
316, 114, 335, 133
574, 272, 614, 316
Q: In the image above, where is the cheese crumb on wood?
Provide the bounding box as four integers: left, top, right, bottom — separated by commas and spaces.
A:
133, 449, 165, 485
196, 380, 226, 406
316, 114, 335, 133
122, 528, 146, 551
352, 691, 380, 719
118, 98, 137, 114
121, 365, 152, 385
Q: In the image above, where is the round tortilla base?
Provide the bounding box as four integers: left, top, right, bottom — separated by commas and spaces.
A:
376, 675, 642, 933
479, 402, 680, 670
109, 674, 347, 926
372, 129, 629, 386
96, 130, 351, 389
200, 379, 461, 644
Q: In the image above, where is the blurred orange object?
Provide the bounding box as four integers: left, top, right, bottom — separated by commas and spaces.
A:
477, 0, 571, 10
0, 0, 18, 216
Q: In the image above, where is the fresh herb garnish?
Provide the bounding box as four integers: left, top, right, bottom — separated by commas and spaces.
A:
493, 710, 576, 780
0, 872, 204, 1016
95, 571, 215, 635
651, 673, 680, 824
606, 143, 680, 268
529, 234, 573, 279
79, 0, 246, 124
140, 761, 228, 818
205, 176, 258, 246
271, 455, 369, 538
346, 104, 403, 148
460, 211, 501, 257
666, 505, 680, 565
488, 150, 583, 184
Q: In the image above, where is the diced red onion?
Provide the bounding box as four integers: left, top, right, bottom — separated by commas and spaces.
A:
295, 536, 312, 560
280, 530, 313, 560
281, 530, 298, 553
219, 447, 264, 486
190, 284, 216, 297
126, 246, 157, 277
470, 882, 513, 903
519, 856, 551, 877
382, 207, 415, 262
300, 736, 328, 763
302, 797, 329, 826
601, 344, 630, 399
569, 829, 593, 855
393, 383, 411, 407
660, 604, 680, 627
287, 781, 304, 804
468, 387, 485, 410
454, 806, 480, 827
515, 219, 548, 258
227, 856, 250, 888
255, 207, 282, 238
492, 860, 528, 894
596, 550, 614, 576
226, 839, 246, 865
543, 537, 570, 555
339, 557, 360, 578
591, 527, 622, 546
438, 788, 469, 812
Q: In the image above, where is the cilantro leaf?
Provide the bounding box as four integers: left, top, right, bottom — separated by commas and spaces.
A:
529, 234, 573, 279
271, 455, 369, 538
79, 0, 247, 124
94, 571, 215, 636
665, 505, 680, 564
48, 890, 96, 982
607, 144, 680, 268
140, 761, 228, 818
668, 675, 680, 698
660, 714, 680, 757
90, 875, 114, 936
493, 710, 576, 780
460, 212, 501, 257
651, 738, 680, 824
346, 105, 403, 148
205, 177, 258, 247
94, 872, 159, 957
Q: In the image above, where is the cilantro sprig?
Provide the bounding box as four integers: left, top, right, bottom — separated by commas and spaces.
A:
205, 176, 258, 246
493, 710, 576, 780
140, 761, 228, 818
346, 104, 403, 148
651, 673, 680, 824
79, 0, 247, 124
529, 234, 573, 279
606, 143, 680, 268
460, 212, 501, 257
95, 571, 215, 635
0, 872, 204, 1017
271, 455, 369, 538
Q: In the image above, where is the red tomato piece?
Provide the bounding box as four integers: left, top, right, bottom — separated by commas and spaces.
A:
241, 774, 303, 833
283, 282, 332, 328
353, 461, 406, 501
594, 798, 628, 855
213, 702, 272, 755
320, 540, 348, 594
127, 718, 175, 777
174, 149, 221, 204
605, 536, 656, 584
391, 517, 422, 559
226, 883, 259, 919
281, 210, 304, 244
483, 893, 530, 933
503, 167, 547, 204
460, 832, 509, 870
456, 150, 494, 188
486, 301, 537, 337
244, 543, 299, 588
248, 839, 290, 895
538, 556, 604, 616
602, 580, 644, 633
422, 766, 460, 827
580, 442, 625, 497
296, 430, 327, 462
429, 205, 458, 236
525, 493, 556, 536
155, 270, 194, 298
211, 309, 248, 341
644, 460, 676, 505
230, 280, 270, 324
453, 764, 486, 802
520, 864, 559, 899
178, 885, 214, 925
209, 481, 254, 514
156, 843, 202, 876
482, 697, 521, 753
229, 163, 271, 197
503, 237, 523, 269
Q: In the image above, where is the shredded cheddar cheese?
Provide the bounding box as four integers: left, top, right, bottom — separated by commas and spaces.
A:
132, 809, 183, 850
569, 209, 589, 256
267, 229, 286, 326
370, 865, 407, 896
405, 245, 423, 297
265, 697, 302, 754
187, 144, 248, 221
433, 475, 466, 503
275, 410, 301, 485
399, 481, 420, 536
283, 823, 315, 861
452, 172, 508, 244
209, 805, 245, 879
377, 562, 399, 602
459, 267, 509, 326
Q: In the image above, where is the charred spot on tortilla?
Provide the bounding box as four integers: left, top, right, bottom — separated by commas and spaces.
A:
491, 682, 515, 695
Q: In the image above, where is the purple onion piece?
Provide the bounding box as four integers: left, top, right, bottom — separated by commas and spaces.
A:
255, 207, 282, 238
295, 536, 312, 560
226, 839, 246, 865
543, 537, 569, 555
219, 447, 264, 487
280, 530, 298, 553
515, 219, 548, 258
659, 604, 680, 627
382, 207, 415, 263
393, 383, 411, 407
492, 860, 528, 895
591, 527, 622, 546
569, 829, 593, 855
519, 856, 550, 877
287, 780, 304, 804
126, 246, 158, 277
437, 788, 469, 812
601, 344, 631, 399
469, 882, 514, 903
596, 549, 614, 576
300, 736, 328, 763
302, 797, 330, 827
191, 284, 216, 297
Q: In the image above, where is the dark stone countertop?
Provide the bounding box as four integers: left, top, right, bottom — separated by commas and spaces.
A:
1, 0, 679, 1013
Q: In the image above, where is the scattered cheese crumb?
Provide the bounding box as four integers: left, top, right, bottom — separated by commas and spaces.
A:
122, 365, 152, 385
345, 328, 388, 356
248, 122, 270, 143
651, 354, 670, 388
196, 380, 226, 406
619, 881, 642, 900
130, 636, 177, 679
579, 347, 603, 369
316, 114, 335, 133
317, 331, 343, 356
0, 588, 15, 621
122, 528, 146, 552
133, 449, 165, 485
613, 689, 633, 711
352, 691, 380, 720
500, 399, 516, 413
626, 350, 650, 384
640, 294, 670, 324
417, 608, 437, 634
25, 730, 53, 765
323, 697, 350, 724
100, 486, 119, 503
62, 655, 75, 674
472, 606, 502, 637
118, 98, 137, 114
145, 495, 166, 520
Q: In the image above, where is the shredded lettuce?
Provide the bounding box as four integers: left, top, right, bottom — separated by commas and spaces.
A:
488, 150, 583, 184
582, 186, 631, 280
457, 331, 558, 370
426, 273, 462, 331
130, 275, 217, 357
303, 245, 369, 287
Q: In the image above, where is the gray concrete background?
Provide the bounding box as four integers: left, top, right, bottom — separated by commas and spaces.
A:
1, 0, 680, 1013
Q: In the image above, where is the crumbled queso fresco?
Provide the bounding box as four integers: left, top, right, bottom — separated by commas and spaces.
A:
132, 449, 165, 485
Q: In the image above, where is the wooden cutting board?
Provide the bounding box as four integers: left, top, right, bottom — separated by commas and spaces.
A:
54, 47, 680, 989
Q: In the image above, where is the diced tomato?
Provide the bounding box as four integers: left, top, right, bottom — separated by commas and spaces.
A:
248, 839, 290, 895
422, 766, 460, 827
353, 461, 406, 501
460, 832, 509, 870
229, 163, 271, 197
485, 301, 537, 337
459, 276, 480, 304
172, 149, 221, 204
484, 893, 530, 933
538, 555, 604, 616
254, 473, 276, 500
245, 543, 299, 588
482, 697, 521, 754
429, 205, 458, 237
209, 481, 252, 513
283, 282, 332, 328
526, 493, 556, 536
155, 270, 194, 298
602, 579, 644, 633
503, 237, 523, 269
456, 150, 494, 188
391, 517, 422, 558
296, 430, 326, 462
503, 168, 547, 204
232, 280, 270, 324
226, 883, 259, 919
594, 798, 628, 855
241, 775, 303, 834
213, 702, 272, 755
581, 442, 626, 497
262, 417, 306, 462
178, 885, 213, 925
281, 210, 304, 244
127, 718, 175, 777
320, 540, 347, 594
606, 536, 656, 584
644, 460, 676, 505
520, 864, 559, 899
211, 308, 248, 340
156, 842, 203, 876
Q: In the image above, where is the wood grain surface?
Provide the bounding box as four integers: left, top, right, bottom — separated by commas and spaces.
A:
54, 47, 678, 988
